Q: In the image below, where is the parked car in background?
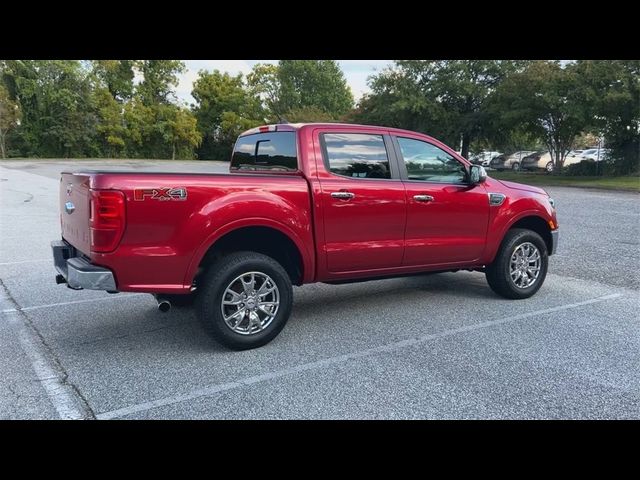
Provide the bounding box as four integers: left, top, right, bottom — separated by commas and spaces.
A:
489, 151, 537, 171
579, 148, 610, 162
522, 151, 555, 173
469, 151, 502, 167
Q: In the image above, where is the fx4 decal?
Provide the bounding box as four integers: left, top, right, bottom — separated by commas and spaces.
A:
134, 187, 188, 201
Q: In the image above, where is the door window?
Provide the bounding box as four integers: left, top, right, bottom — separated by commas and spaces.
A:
322, 133, 391, 179
397, 137, 466, 184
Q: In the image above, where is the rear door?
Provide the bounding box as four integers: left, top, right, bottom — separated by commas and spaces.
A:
315, 129, 407, 273
392, 135, 490, 266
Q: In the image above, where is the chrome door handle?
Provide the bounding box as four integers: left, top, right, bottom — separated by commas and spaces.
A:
413, 194, 434, 202
331, 191, 355, 200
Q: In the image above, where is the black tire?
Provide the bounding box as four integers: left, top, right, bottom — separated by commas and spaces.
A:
512, 162, 520, 172
195, 251, 293, 350
485, 228, 548, 299
545, 161, 554, 173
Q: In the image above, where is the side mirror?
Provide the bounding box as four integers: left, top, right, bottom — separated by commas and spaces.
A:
469, 165, 487, 185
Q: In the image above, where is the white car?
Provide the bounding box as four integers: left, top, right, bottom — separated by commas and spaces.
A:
469, 151, 502, 167
564, 150, 588, 167
579, 148, 610, 162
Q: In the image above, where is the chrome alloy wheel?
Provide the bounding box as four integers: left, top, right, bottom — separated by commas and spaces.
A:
509, 242, 542, 289
221, 271, 280, 335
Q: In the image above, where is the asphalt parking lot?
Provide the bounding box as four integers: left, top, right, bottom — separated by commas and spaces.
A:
1, 159, 639, 419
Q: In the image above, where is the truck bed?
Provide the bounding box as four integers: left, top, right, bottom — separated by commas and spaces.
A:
59, 170, 315, 293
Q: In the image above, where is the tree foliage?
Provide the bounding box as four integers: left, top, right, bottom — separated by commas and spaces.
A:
248, 60, 353, 121
574, 60, 639, 174
1, 60, 99, 157
191, 70, 264, 160
1, 59, 200, 159
489, 61, 591, 172
91, 60, 135, 102
353, 60, 525, 158
0, 82, 21, 158
0, 59, 637, 173
136, 60, 185, 106
276, 60, 353, 118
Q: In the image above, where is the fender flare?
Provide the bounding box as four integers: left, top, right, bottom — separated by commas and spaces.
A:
183, 217, 314, 287
484, 209, 552, 264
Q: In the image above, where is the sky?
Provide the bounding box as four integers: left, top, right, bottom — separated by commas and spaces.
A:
175, 60, 393, 106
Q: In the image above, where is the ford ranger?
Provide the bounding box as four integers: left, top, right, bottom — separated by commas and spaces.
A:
52, 123, 559, 350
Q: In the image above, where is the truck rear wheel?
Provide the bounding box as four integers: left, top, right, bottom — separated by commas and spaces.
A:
485, 228, 548, 299
196, 251, 293, 350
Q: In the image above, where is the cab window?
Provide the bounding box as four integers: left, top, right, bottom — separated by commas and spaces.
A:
397, 137, 466, 184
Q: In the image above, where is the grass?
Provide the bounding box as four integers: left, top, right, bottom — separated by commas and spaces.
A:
489, 170, 640, 192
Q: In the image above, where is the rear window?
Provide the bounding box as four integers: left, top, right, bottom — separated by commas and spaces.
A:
231, 132, 298, 172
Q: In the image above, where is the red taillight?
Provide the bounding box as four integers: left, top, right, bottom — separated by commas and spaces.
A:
89, 190, 126, 253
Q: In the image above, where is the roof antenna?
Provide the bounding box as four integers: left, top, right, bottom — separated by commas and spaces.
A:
277, 116, 289, 124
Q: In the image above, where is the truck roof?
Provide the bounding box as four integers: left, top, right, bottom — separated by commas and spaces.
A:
239, 122, 436, 139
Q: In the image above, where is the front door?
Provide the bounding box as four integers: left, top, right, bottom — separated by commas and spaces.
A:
393, 135, 490, 267
316, 131, 406, 273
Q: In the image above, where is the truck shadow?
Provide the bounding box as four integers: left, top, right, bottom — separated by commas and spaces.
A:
61, 272, 498, 354
294, 272, 496, 313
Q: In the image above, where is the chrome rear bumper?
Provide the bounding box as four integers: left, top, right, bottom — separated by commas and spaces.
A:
51, 240, 117, 291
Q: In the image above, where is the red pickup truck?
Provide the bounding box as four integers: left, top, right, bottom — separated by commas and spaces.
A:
52, 123, 558, 350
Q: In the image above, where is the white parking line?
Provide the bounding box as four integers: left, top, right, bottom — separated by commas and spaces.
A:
96, 292, 624, 420
1, 293, 148, 314
4, 310, 92, 419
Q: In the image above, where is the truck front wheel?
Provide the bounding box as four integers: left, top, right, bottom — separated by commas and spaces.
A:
485, 228, 549, 299
196, 251, 293, 350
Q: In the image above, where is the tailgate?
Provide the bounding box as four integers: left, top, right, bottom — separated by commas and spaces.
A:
60, 172, 91, 254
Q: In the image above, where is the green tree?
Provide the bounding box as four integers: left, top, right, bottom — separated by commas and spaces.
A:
136, 60, 185, 106
354, 60, 525, 158
2, 60, 99, 157
274, 60, 353, 119
92, 86, 127, 157
162, 105, 202, 160
490, 61, 591, 172
91, 60, 135, 102
119, 101, 200, 160
122, 99, 154, 157
192, 70, 263, 159
575, 60, 640, 174
0, 83, 21, 158
246, 63, 280, 116
282, 106, 335, 123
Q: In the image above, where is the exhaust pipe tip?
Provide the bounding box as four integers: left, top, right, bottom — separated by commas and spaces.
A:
158, 300, 171, 313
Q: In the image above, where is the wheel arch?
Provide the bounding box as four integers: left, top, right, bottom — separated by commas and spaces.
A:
485, 212, 554, 265
508, 215, 553, 254
185, 220, 310, 288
